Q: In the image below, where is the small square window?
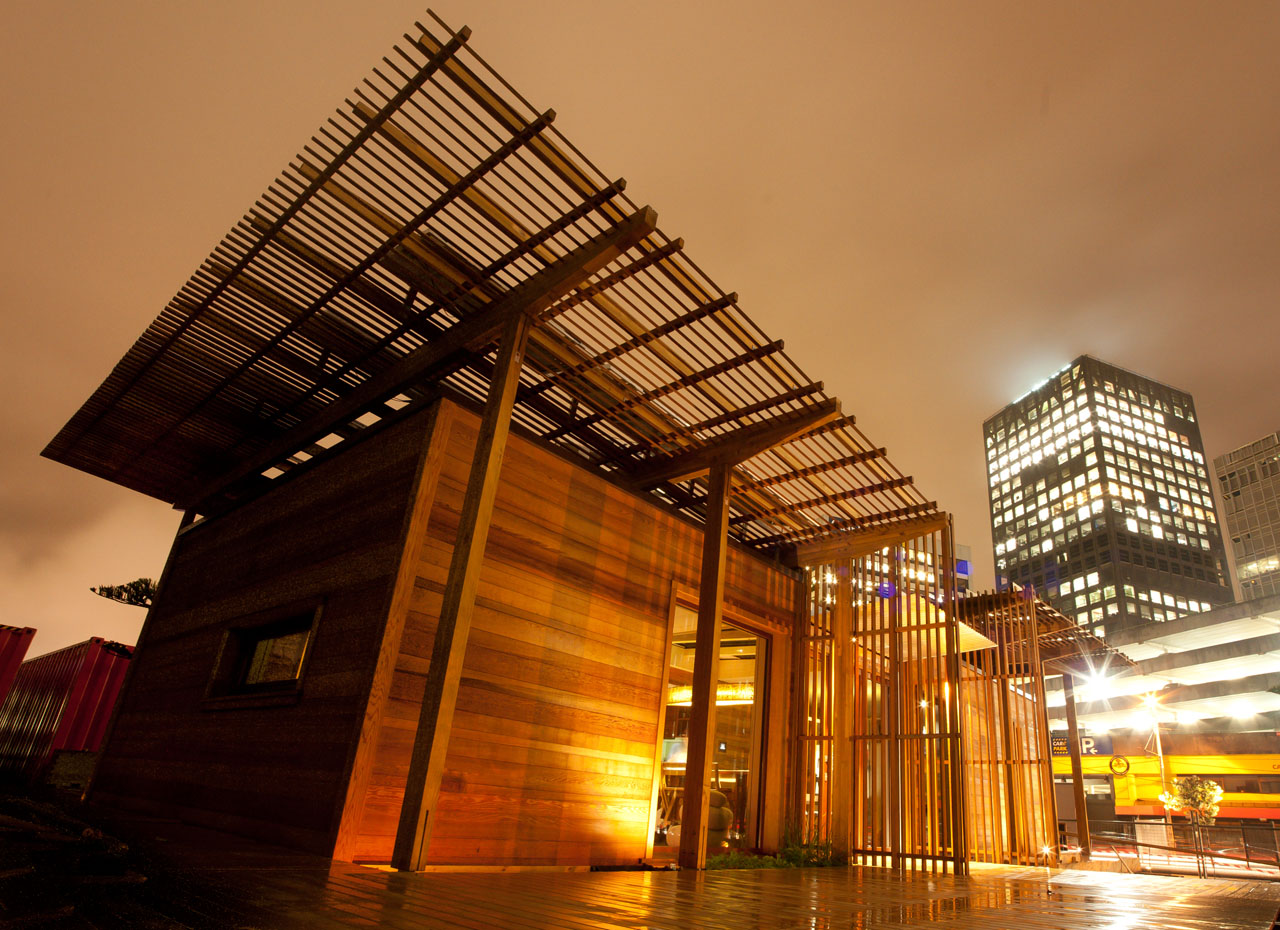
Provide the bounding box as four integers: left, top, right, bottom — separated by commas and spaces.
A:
205, 603, 321, 708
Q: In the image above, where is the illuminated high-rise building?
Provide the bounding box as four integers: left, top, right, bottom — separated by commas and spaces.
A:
1214, 430, 1280, 601
982, 356, 1232, 638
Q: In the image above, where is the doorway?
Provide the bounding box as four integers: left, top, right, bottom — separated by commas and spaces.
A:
653, 603, 768, 855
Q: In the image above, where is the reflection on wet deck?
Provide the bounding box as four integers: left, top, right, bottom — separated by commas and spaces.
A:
178, 859, 1280, 929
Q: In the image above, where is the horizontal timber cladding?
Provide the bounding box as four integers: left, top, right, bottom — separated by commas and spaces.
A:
91, 410, 434, 855
348, 398, 799, 865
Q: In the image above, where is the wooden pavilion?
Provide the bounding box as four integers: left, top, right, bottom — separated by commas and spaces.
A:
43, 13, 1056, 873
954, 588, 1128, 865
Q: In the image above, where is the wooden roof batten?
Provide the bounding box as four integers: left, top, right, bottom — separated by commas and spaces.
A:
42, 10, 942, 558
181, 205, 659, 508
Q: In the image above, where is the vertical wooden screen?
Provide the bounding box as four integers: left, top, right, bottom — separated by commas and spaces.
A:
796, 567, 835, 847
795, 526, 967, 874
955, 589, 1057, 866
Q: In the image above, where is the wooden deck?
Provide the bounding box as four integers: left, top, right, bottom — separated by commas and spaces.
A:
156, 856, 1280, 929
15, 807, 1278, 930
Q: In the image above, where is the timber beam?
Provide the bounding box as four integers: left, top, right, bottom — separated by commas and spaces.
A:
538, 239, 687, 325
181, 205, 658, 509
728, 475, 913, 526
621, 384, 824, 462
529, 289, 731, 396
677, 462, 732, 871
541, 341, 785, 442
627, 398, 841, 488
788, 509, 948, 565
392, 310, 531, 871
734, 447, 887, 495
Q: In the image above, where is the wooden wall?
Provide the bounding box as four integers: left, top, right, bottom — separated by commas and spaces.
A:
92, 412, 431, 854
92, 396, 798, 864
341, 399, 799, 865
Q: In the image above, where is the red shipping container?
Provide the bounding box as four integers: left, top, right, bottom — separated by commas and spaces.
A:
0, 637, 133, 781
0, 625, 36, 707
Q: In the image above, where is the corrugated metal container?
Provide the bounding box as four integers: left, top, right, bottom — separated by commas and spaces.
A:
0, 625, 36, 707
0, 637, 133, 781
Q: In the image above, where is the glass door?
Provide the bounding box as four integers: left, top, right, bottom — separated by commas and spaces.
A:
655, 605, 766, 854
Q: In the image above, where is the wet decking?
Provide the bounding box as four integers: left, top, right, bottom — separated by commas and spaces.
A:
10, 803, 1279, 929
162, 857, 1280, 930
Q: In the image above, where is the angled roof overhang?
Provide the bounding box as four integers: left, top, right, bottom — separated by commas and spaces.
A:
44, 12, 938, 558
956, 588, 1136, 677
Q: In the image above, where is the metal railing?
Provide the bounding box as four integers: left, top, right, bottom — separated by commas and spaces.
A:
1059, 818, 1280, 880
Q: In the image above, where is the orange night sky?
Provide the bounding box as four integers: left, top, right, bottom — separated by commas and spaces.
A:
3, 1, 1279, 655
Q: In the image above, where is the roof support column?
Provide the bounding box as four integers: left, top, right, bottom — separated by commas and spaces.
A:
1061, 674, 1092, 861
888, 550, 903, 870
392, 309, 531, 872
942, 521, 969, 875
829, 561, 853, 858
678, 462, 732, 871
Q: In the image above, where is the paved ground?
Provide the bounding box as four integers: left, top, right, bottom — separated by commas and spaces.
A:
4, 797, 1280, 929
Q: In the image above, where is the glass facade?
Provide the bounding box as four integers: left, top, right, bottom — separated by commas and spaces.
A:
1214, 430, 1280, 601
982, 356, 1232, 637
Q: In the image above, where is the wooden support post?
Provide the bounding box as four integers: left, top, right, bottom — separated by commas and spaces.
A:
678, 462, 732, 871
1062, 674, 1092, 860
333, 402, 455, 862
942, 522, 968, 875
391, 310, 531, 871
830, 560, 853, 858
888, 550, 903, 870
997, 643, 1021, 863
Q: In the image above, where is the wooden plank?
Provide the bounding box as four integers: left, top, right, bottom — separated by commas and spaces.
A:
624, 387, 827, 465
630, 399, 841, 488
888, 547, 902, 870
677, 462, 731, 870
392, 311, 531, 871
182, 206, 658, 510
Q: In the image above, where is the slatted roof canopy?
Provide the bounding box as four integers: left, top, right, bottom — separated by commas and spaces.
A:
956, 589, 1136, 675
43, 11, 938, 556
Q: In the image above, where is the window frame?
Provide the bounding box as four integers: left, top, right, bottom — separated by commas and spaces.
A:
202, 600, 323, 710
